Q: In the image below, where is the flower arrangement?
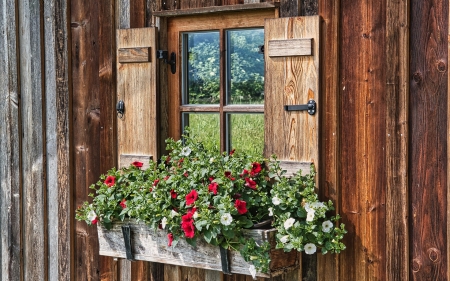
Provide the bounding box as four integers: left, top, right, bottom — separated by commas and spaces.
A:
76, 132, 346, 276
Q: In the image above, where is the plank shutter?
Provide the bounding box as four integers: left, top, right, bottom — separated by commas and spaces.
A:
117, 27, 158, 168
264, 16, 320, 174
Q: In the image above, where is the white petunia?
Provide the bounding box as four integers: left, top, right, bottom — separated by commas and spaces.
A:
180, 147, 191, 156
221, 213, 233, 226
272, 196, 281, 205
161, 217, 168, 229
193, 211, 199, 219
87, 210, 97, 221
322, 220, 333, 233
268, 207, 273, 216
304, 202, 314, 213
249, 265, 257, 279
312, 201, 325, 209
304, 243, 317, 255
284, 218, 295, 230
210, 157, 215, 163
280, 235, 290, 244
171, 210, 178, 218
306, 212, 315, 222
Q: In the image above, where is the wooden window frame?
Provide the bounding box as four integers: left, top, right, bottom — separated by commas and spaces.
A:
167, 9, 278, 151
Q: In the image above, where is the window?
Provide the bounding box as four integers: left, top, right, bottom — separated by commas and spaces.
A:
167, 10, 276, 155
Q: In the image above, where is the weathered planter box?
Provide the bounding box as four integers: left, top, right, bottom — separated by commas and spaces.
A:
98, 220, 299, 277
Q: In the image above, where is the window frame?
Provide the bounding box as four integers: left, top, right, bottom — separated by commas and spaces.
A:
167, 10, 276, 151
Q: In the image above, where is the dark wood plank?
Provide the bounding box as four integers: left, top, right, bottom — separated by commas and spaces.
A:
385, 0, 409, 279
317, 0, 340, 279
130, 0, 146, 28
339, 0, 387, 280
18, 0, 47, 279
279, 0, 300, 17
0, 0, 21, 279
409, 0, 448, 279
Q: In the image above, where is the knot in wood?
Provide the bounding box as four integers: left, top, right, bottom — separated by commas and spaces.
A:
437, 61, 446, 72
412, 72, 422, 83
427, 248, 440, 263
412, 258, 421, 272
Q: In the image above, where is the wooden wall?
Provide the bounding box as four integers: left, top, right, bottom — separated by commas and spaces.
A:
0, 0, 449, 280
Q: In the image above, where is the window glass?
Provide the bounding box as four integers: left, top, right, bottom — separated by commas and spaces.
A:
182, 113, 220, 151
227, 113, 264, 156
183, 32, 220, 104
226, 29, 264, 105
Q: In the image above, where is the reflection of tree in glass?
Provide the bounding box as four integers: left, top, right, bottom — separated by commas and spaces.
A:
228, 29, 264, 105
188, 33, 220, 104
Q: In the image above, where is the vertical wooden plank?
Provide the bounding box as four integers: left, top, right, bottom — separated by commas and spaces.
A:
118, 0, 130, 28
180, 267, 205, 281
130, 0, 145, 28
317, 0, 339, 280
279, 0, 300, 18
0, 0, 21, 279
385, 0, 409, 280
339, 0, 387, 280
44, 0, 72, 279
71, 0, 102, 279
164, 264, 181, 281
409, 0, 448, 279
18, 0, 47, 279
300, 0, 316, 16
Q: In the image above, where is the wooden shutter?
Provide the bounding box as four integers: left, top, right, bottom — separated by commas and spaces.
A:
264, 16, 320, 175
117, 27, 158, 168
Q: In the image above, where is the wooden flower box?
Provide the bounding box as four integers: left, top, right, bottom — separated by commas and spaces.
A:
97, 220, 299, 278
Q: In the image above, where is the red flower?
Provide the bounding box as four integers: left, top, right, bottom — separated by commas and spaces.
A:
233, 193, 241, 199
132, 161, 143, 168
209, 177, 215, 182
234, 199, 248, 214
170, 189, 177, 199
168, 233, 174, 246
188, 207, 197, 214
240, 169, 249, 177
153, 179, 160, 186
181, 221, 195, 238
104, 175, 115, 187
185, 190, 198, 205
183, 171, 189, 177
164, 175, 170, 180
165, 156, 171, 164
230, 149, 235, 155
250, 162, 262, 176
208, 182, 218, 195
92, 217, 99, 224
244, 178, 257, 190
120, 199, 127, 209
224, 171, 235, 181
149, 188, 153, 192
182, 212, 193, 223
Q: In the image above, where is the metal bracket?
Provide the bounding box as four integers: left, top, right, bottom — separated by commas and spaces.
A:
121, 225, 135, 261
116, 100, 125, 118
157, 50, 176, 74
219, 247, 232, 275
284, 99, 316, 115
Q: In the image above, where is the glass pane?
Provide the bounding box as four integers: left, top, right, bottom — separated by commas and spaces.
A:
182, 113, 220, 151
183, 32, 220, 104
226, 29, 264, 105
227, 114, 264, 156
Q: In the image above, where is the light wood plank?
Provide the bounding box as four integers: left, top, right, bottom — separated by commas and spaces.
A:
119, 154, 153, 169
118, 47, 151, 63
279, 161, 312, 178
268, 38, 313, 57
0, 0, 21, 279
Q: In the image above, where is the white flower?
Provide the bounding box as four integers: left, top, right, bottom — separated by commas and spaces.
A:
248, 264, 256, 279
193, 211, 199, 219
304, 202, 314, 213
306, 212, 315, 222
87, 210, 96, 221
304, 243, 317, 255
180, 147, 191, 156
209, 157, 214, 163
280, 235, 290, 244
312, 201, 325, 209
284, 218, 295, 229
272, 196, 281, 205
220, 213, 233, 226
161, 217, 168, 229
170, 210, 178, 218
322, 220, 333, 233
268, 207, 273, 216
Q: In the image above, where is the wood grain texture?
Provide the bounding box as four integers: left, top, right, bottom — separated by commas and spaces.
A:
267, 39, 312, 57
118, 47, 151, 63
130, 0, 145, 28
0, 0, 21, 279
18, 0, 47, 279
264, 16, 320, 166
339, 0, 387, 280
119, 154, 153, 169
118, 0, 130, 28
154, 3, 278, 17
317, 1, 340, 280
117, 28, 158, 161
279, 0, 300, 17
385, 0, 409, 279
409, 0, 448, 280
97, 220, 298, 277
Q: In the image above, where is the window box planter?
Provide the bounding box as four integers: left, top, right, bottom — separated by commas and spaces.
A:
97, 219, 299, 278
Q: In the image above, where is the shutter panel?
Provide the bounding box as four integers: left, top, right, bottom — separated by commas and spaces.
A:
117, 27, 158, 168
264, 16, 320, 175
